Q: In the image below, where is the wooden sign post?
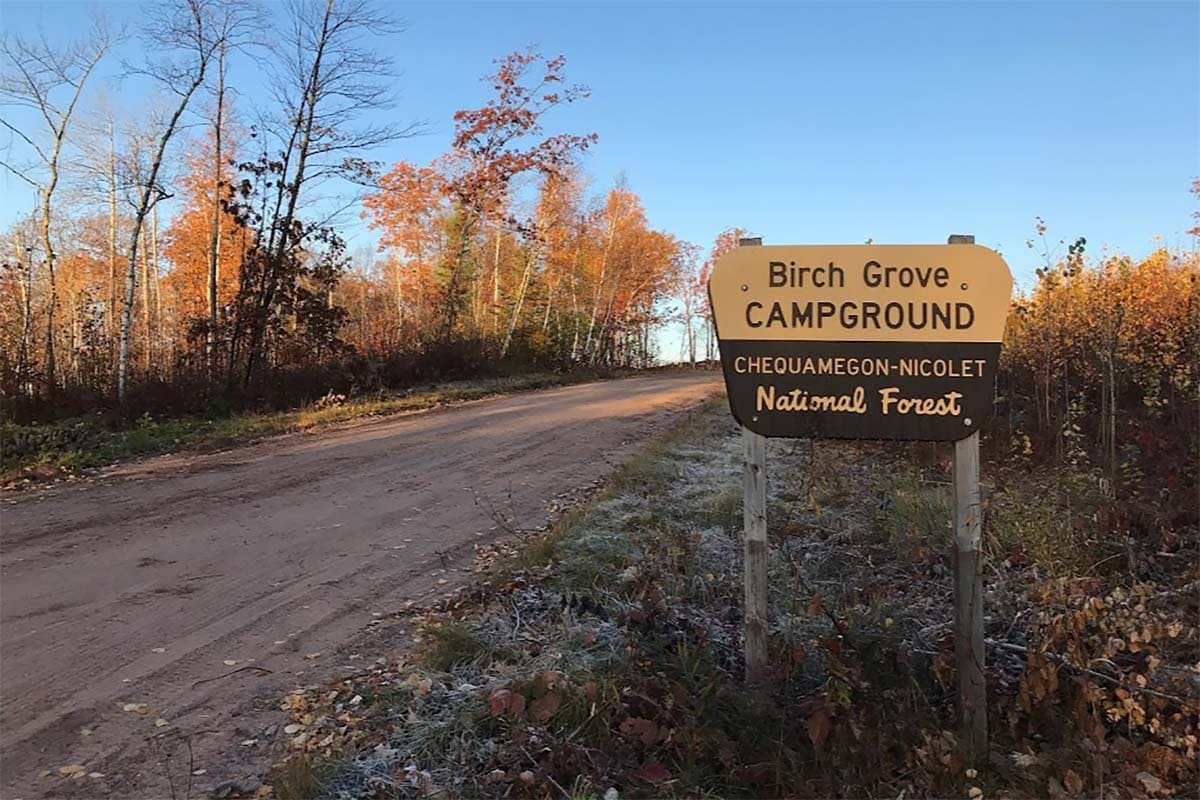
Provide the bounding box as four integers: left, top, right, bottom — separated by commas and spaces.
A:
948, 233, 987, 763
708, 235, 1012, 764
739, 237, 769, 684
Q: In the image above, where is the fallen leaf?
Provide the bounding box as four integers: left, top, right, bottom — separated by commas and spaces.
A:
240, 738, 258, 747
488, 688, 512, 717
57, 765, 87, 778
806, 709, 832, 751
1063, 769, 1083, 795
404, 674, 431, 695
284, 723, 303, 734
633, 761, 670, 784
155, 718, 169, 728
732, 763, 772, 783
304, 652, 321, 660
530, 691, 561, 722
151, 648, 166, 654
223, 660, 238, 666
88, 772, 105, 779
536, 671, 561, 693
122, 703, 150, 715
1136, 773, 1163, 795
619, 717, 662, 746
968, 787, 983, 799
488, 687, 525, 717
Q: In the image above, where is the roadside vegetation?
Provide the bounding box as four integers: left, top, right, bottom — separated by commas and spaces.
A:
0, 370, 611, 485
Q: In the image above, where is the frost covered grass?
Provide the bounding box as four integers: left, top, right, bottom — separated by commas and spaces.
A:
270, 402, 1198, 799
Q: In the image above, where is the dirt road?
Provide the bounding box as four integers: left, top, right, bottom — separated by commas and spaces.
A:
0, 372, 721, 798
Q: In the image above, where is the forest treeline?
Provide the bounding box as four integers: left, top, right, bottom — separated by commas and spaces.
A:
0, 0, 726, 424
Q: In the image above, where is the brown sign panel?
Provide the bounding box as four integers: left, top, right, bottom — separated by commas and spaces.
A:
708, 244, 1013, 441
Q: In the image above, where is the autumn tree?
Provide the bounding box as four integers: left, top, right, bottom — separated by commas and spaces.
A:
161, 134, 246, 366
437, 49, 597, 342
362, 160, 448, 339
699, 227, 749, 361
0, 20, 113, 392
1189, 178, 1200, 238
522, 167, 585, 356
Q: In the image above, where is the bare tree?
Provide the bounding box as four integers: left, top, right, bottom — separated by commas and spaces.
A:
674, 242, 703, 367
107, 111, 119, 349
116, 0, 220, 402
229, 0, 418, 389
200, 0, 261, 381
0, 20, 113, 391
71, 96, 123, 355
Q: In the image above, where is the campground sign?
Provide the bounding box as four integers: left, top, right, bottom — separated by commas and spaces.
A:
713, 237, 1010, 765
708, 243, 1013, 441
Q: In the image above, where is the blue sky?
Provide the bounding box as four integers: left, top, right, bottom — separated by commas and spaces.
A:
2, 0, 1197, 296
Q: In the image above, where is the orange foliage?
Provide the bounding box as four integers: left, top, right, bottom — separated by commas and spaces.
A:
160, 137, 246, 341
361, 51, 675, 365
1001, 236, 1200, 515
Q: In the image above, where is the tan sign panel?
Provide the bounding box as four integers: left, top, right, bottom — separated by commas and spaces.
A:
708, 243, 1013, 441
709, 244, 1011, 342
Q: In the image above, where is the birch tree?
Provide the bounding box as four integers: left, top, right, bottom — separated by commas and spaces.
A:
438, 50, 596, 344
117, 0, 219, 401
201, 0, 259, 381
0, 21, 113, 392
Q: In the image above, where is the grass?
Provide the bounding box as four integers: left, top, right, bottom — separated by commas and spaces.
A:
272, 756, 333, 800
0, 371, 599, 485
876, 468, 953, 549
420, 622, 507, 672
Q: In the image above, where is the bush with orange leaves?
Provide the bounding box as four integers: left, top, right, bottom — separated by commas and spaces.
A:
998, 240, 1200, 537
